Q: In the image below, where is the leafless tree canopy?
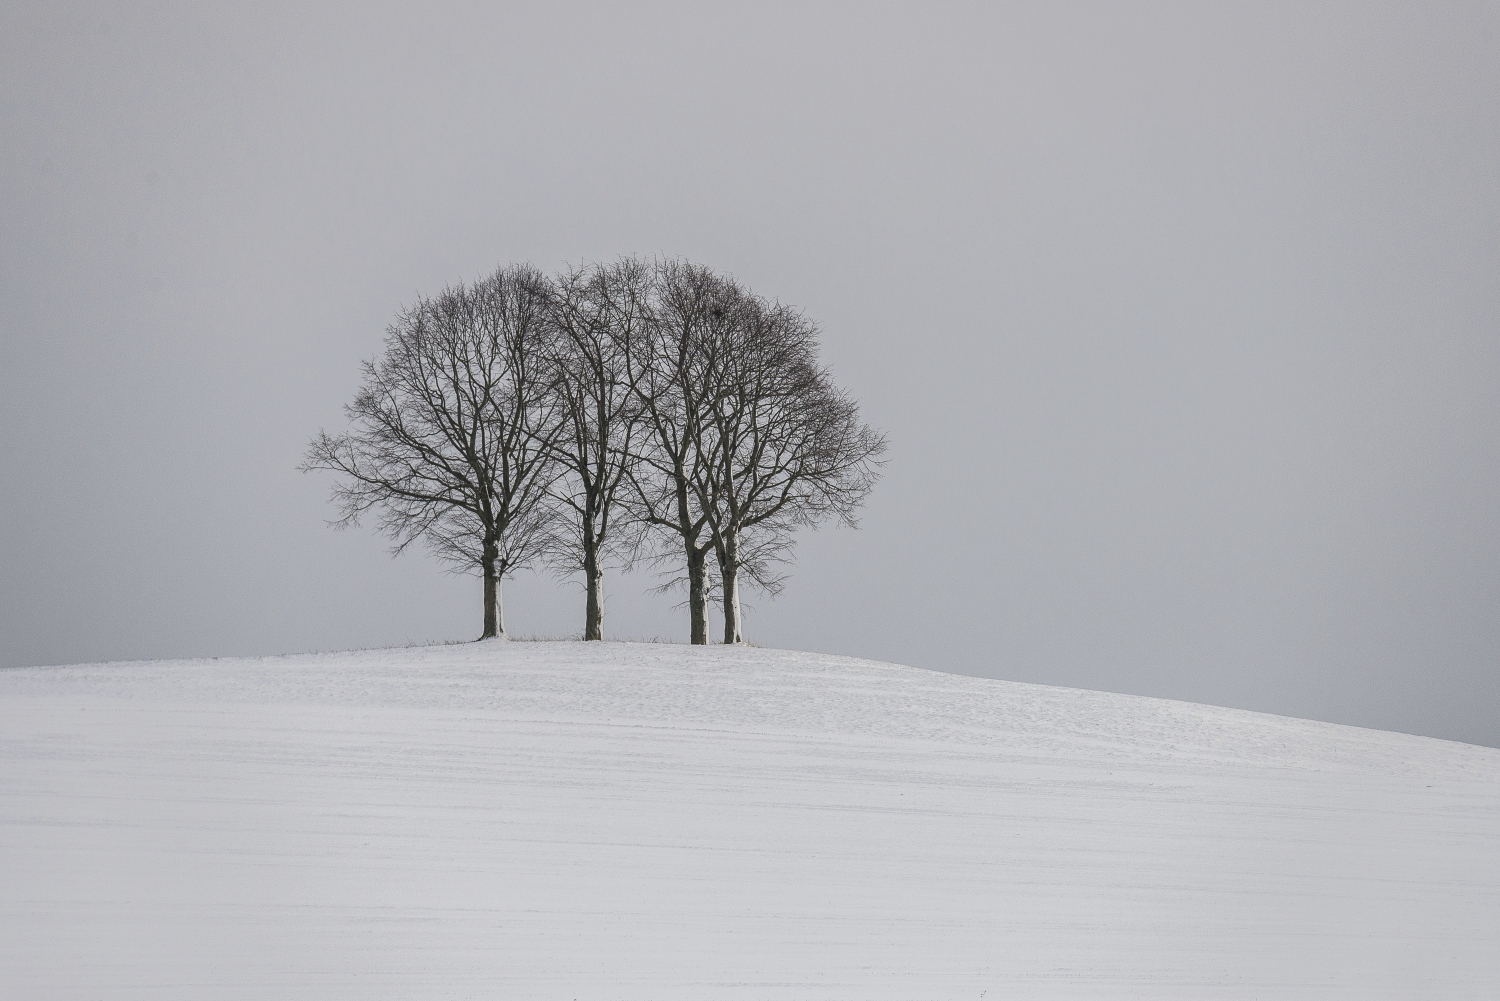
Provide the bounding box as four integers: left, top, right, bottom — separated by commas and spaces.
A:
304, 257, 886, 644
301, 263, 560, 639
541, 259, 651, 640
690, 287, 886, 643
620, 261, 745, 644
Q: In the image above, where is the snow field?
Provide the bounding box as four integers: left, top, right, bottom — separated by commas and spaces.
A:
2, 642, 1497, 998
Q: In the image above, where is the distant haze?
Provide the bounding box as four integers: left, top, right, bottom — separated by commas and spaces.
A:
2, 3, 1497, 747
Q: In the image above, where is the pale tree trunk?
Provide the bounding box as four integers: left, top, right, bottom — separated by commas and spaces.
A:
720, 528, 743, 644
481, 538, 506, 640
493, 574, 506, 639
687, 546, 709, 645
582, 535, 603, 641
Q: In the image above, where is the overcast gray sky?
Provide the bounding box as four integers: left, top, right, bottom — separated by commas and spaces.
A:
3, 2, 1497, 747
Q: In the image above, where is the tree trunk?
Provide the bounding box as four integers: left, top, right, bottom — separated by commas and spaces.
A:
494, 574, 506, 639
481, 548, 500, 640
687, 545, 709, 645
583, 537, 603, 641
720, 528, 743, 644
673, 460, 710, 646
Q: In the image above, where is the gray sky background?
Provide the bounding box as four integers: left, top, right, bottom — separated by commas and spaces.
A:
3, 3, 1498, 747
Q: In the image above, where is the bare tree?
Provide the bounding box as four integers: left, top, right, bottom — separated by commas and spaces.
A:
301, 264, 561, 639
541, 259, 650, 640
700, 295, 887, 643
622, 260, 745, 645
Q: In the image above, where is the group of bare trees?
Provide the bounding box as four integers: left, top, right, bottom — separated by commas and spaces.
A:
302, 258, 886, 645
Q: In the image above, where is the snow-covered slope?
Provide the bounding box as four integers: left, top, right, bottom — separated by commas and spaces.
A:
3, 643, 1497, 999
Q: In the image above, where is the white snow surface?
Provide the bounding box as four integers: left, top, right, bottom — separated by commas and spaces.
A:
3, 642, 1498, 999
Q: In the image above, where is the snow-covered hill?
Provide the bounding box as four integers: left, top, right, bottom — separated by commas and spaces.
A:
3, 643, 1497, 999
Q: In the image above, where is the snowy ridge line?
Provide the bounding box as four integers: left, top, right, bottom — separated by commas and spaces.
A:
6, 641, 1496, 778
